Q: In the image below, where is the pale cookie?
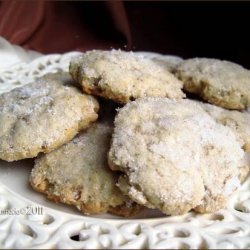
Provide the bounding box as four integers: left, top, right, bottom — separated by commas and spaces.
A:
151, 55, 183, 72
190, 99, 249, 181
0, 73, 99, 162
175, 58, 250, 110
108, 98, 246, 215
135, 52, 183, 71
69, 50, 185, 104
30, 122, 142, 216
196, 101, 250, 153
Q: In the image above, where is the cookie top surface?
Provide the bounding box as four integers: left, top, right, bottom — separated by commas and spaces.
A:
175, 58, 250, 110
135, 52, 183, 71
30, 122, 141, 216
108, 98, 244, 215
151, 55, 183, 72
69, 50, 185, 104
0, 73, 99, 161
196, 101, 250, 152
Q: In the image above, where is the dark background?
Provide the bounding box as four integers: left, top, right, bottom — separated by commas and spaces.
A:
0, 1, 249, 68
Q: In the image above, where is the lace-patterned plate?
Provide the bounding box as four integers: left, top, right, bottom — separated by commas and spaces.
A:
0, 52, 250, 249
0, 52, 81, 94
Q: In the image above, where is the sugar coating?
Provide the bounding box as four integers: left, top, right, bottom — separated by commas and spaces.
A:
108, 98, 245, 215
175, 58, 250, 110
69, 50, 185, 104
0, 73, 99, 161
135, 52, 183, 71
30, 122, 142, 216
150, 55, 183, 72
195, 101, 250, 153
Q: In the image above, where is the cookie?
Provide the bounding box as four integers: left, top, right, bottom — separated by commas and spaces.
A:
69, 50, 185, 104
30, 122, 142, 216
175, 58, 250, 110
151, 55, 183, 72
197, 101, 250, 152
135, 52, 183, 71
0, 73, 99, 162
108, 98, 246, 215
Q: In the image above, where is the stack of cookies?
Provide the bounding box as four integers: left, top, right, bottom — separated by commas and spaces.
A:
1, 50, 249, 216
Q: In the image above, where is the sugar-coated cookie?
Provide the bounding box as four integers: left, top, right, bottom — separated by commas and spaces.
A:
0, 73, 99, 161
108, 98, 246, 215
135, 52, 183, 71
196, 101, 250, 152
175, 58, 250, 110
30, 122, 142, 216
69, 50, 185, 104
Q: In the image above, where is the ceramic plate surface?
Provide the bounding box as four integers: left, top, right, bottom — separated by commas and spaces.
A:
0, 47, 250, 249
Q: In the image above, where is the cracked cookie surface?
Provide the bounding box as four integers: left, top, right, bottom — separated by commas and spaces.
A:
108, 98, 246, 215
69, 50, 185, 104
0, 73, 99, 161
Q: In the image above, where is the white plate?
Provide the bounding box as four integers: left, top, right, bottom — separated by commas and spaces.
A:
0, 51, 250, 249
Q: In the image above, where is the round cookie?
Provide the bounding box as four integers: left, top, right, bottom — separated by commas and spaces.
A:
196, 101, 250, 153
175, 58, 250, 110
69, 50, 185, 104
30, 122, 142, 216
108, 98, 246, 215
0, 73, 99, 162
